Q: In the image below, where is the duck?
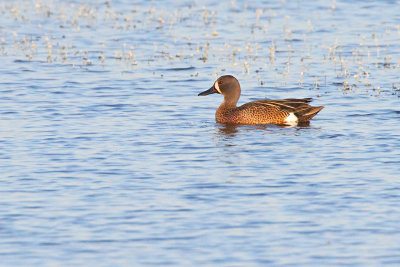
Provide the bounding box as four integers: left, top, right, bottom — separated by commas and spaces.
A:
198, 75, 324, 125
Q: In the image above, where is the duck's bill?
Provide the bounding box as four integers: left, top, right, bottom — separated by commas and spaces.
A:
198, 86, 217, 96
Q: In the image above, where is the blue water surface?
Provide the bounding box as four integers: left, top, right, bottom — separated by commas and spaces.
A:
1, 0, 400, 266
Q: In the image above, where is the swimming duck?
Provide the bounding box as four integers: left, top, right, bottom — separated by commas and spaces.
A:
198, 75, 324, 125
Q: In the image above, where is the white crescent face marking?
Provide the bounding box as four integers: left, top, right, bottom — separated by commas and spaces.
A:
214, 81, 222, 94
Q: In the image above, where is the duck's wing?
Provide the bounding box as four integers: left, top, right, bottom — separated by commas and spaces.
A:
249, 98, 313, 111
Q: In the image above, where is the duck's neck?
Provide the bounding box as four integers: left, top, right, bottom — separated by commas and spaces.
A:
222, 92, 240, 108
216, 96, 240, 124
221, 98, 238, 109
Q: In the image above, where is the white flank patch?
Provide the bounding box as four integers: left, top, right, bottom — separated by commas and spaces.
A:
285, 112, 298, 124
214, 82, 222, 94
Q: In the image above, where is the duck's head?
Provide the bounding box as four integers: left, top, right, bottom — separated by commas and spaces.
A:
198, 75, 241, 105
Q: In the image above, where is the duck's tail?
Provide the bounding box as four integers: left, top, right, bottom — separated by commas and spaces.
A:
295, 106, 324, 122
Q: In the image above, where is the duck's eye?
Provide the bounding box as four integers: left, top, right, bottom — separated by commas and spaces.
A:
218, 81, 223, 85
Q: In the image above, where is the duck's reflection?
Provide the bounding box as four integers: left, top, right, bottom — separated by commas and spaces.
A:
214, 121, 313, 144
217, 123, 240, 135
217, 122, 310, 135
214, 123, 270, 144
212, 122, 316, 173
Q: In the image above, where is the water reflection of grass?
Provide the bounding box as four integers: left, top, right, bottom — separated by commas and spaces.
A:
1, 1, 399, 95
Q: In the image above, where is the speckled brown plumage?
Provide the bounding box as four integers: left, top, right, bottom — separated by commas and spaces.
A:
199, 75, 324, 125
216, 99, 323, 124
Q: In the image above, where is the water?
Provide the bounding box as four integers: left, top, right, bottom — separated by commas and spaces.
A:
1, 0, 400, 266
